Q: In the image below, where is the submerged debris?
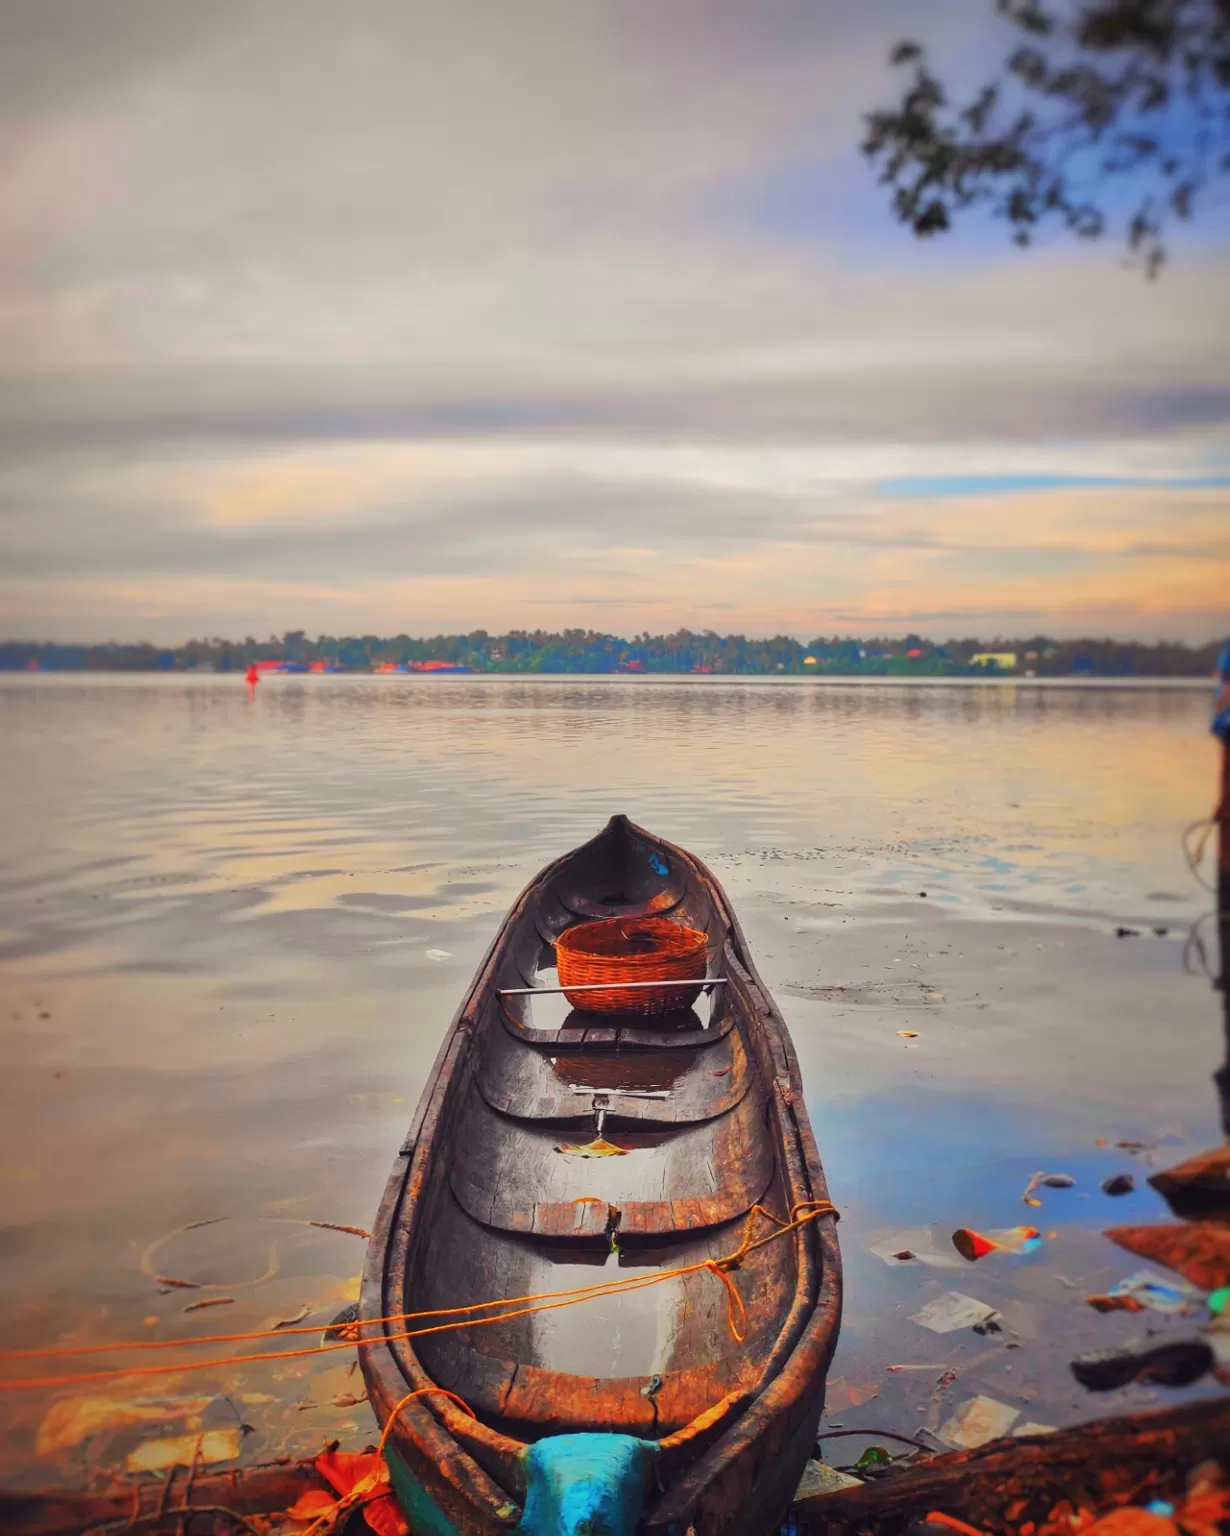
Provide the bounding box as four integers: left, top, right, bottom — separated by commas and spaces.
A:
322, 1302, 361, 1342
869, 1228, 965, 1268
1071, 1336, 1214, 1392
910, 1292, 1000, 1334
1022, 1172, 1076, 1207
125, 1426, 244, 1474
938, 1394, 1019, 1450
272, 1303, 313, 1329
1085, 1269, 1205, 1317
35, 1394, 216, 1457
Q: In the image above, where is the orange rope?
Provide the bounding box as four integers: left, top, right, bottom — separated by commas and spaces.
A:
377, 1388, 475, 1460
0, 1270, 727, 1390
701, 1263, 747, 1342
0, 1199, 836, 1392
0, 1279, 660, 1362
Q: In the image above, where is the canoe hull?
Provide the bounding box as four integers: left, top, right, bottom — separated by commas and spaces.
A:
361, 817, 842, 1535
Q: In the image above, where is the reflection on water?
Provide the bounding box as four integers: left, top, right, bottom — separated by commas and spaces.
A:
0, 676, 1221, 1485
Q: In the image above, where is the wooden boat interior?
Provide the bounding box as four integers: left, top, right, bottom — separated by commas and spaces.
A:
377, 817, 831, 1450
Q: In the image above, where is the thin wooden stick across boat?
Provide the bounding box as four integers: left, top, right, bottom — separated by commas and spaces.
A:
497, 978, 728, 997
360, 816, 842, 1536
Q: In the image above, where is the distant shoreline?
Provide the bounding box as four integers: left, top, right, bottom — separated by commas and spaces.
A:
1, 670, 1211, 689
1, 630, 1221, 681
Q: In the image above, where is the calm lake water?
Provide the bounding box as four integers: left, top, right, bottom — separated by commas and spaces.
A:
0, 674, 1222, 1486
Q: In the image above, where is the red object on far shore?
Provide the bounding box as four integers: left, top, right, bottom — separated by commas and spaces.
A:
245, 665, 259, 685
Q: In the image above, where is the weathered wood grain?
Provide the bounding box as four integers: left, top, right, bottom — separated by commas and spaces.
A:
790, 1396, 1230, 1534
0, 1461, 328, 1536
472, 1022, 754, 1125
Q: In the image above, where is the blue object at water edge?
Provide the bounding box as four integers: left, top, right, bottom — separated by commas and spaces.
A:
1213, 636, 1230, 742
516, 1434, 658, 1536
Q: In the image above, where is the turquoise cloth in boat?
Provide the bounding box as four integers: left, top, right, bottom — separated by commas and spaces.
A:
516, 1434, 658, 1536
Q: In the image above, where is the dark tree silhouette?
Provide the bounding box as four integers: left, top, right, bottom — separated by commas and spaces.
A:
863, 0, 1230, 274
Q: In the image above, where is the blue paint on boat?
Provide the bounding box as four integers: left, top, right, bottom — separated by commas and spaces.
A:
516, 1434, 657, 1536
385, 1447, 464, 1536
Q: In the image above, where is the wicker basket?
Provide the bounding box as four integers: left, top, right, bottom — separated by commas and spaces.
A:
555, 916, 708, 1017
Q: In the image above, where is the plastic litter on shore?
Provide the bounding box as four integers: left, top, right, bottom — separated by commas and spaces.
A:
1071, 1335, 1215, 1391
793, 1460, 863, 1500
1085, 1268, 1206, 1317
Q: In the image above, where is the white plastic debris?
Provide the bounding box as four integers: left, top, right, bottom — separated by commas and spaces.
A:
424, 948, 453, 962
868, 1229, 965, 1270
938, 1395, 1020, 1450
1104, 1268, 1205, 1316
793, 1460, 864, 1500
910, 1291, 1000, 1334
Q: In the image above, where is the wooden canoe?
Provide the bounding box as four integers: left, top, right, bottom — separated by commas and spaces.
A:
359, 815, 842, 1536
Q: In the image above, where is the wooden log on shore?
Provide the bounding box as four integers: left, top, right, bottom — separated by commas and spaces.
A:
4, 1399, 1226, 1535
790, 1397, 1230, 1533
0, 1458, 329, 1536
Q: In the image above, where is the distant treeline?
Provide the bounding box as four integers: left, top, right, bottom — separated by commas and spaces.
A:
0, 630, 1221, 677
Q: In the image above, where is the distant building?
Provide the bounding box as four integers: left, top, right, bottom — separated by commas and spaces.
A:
971, 652, 1017, 671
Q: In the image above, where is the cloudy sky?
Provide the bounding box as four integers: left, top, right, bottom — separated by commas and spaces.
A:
2, 1, 1227, 644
